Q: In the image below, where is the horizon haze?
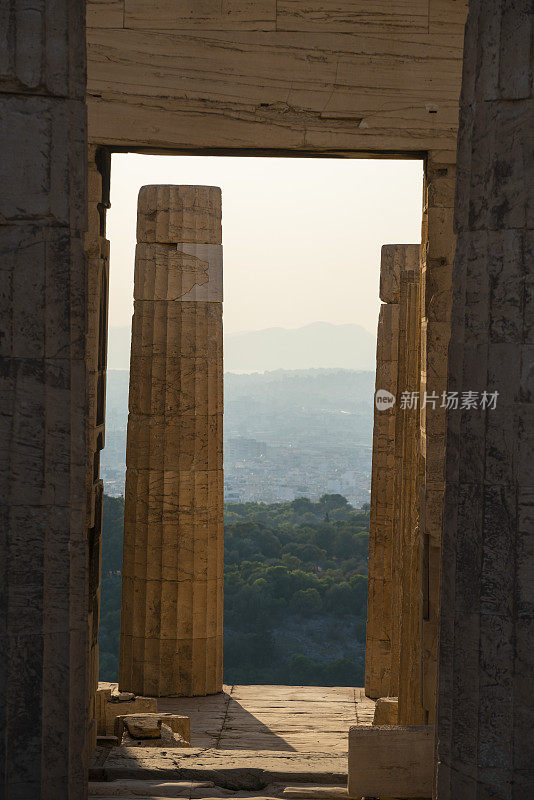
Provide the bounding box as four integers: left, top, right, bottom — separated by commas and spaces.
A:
107, 154, 423, 339
107, 320, 377, 372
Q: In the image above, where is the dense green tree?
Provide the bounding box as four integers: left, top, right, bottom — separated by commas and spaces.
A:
319, 493, 349, 510
98, 494, 370, 685
291, 588, 322, 616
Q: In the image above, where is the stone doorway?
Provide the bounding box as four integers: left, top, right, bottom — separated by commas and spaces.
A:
97, 154, 423, 702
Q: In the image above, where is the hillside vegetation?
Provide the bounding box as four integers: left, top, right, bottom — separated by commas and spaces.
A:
99, 494, 369, 686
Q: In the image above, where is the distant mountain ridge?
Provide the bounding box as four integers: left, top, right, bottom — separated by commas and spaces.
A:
224, 322, 376, 372
107, 321, 376, 372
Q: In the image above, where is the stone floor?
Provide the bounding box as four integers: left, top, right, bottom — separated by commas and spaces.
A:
90, 685, 374, 798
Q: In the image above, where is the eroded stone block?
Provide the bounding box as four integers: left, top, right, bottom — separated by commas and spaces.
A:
114, 712, 191, 746
379, 243, 420, 303
137, 185, 222, 245
348, 724, 434, 798
373, 696, 399, 725
104, 694, 157, 736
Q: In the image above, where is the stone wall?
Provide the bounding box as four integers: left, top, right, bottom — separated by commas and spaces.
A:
0, 1, 89, 797
437, 1, 534, 796
85, 1, 467, 154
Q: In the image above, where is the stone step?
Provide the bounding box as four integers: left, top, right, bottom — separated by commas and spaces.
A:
89, 780, 220, 797
89, 779, 350, 800
88, 781, 354, 800
282, 786, 348, 799
88, 793, 280, 800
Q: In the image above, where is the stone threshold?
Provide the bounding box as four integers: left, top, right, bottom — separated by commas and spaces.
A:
90, 748, 349, 789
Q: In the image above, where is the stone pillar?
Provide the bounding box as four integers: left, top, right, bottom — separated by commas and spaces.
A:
365, 244, 419, 700
395, 262, 424, 726
0, 2, 88, 797
366, 245, 425, 726
419, 152, 456, 725
437, 1, 534, 797
365, 271, 399, 700
120, 185, 223, 697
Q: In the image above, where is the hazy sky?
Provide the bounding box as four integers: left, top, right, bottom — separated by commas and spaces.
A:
108, 155, 423, 336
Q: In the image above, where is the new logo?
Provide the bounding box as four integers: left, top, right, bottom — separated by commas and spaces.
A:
375, 389, 396, 410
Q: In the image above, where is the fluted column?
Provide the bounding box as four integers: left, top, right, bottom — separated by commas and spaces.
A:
395, 259, 423, 726
365, 275, 399, 700
120, 185, 223, 697
365, 244, 420, 701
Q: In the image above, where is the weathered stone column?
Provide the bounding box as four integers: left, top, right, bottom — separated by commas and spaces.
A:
365, 255, 400, 700
0, 1, 88, 796
437, 1, 534, 797
395, 261, 424, 726
120, 185, 223, 697
365, 244, 419, 702
419, 152, 457, 725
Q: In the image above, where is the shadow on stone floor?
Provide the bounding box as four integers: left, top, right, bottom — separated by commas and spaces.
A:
158, 692, 297, 752
217, 697, 297, 752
